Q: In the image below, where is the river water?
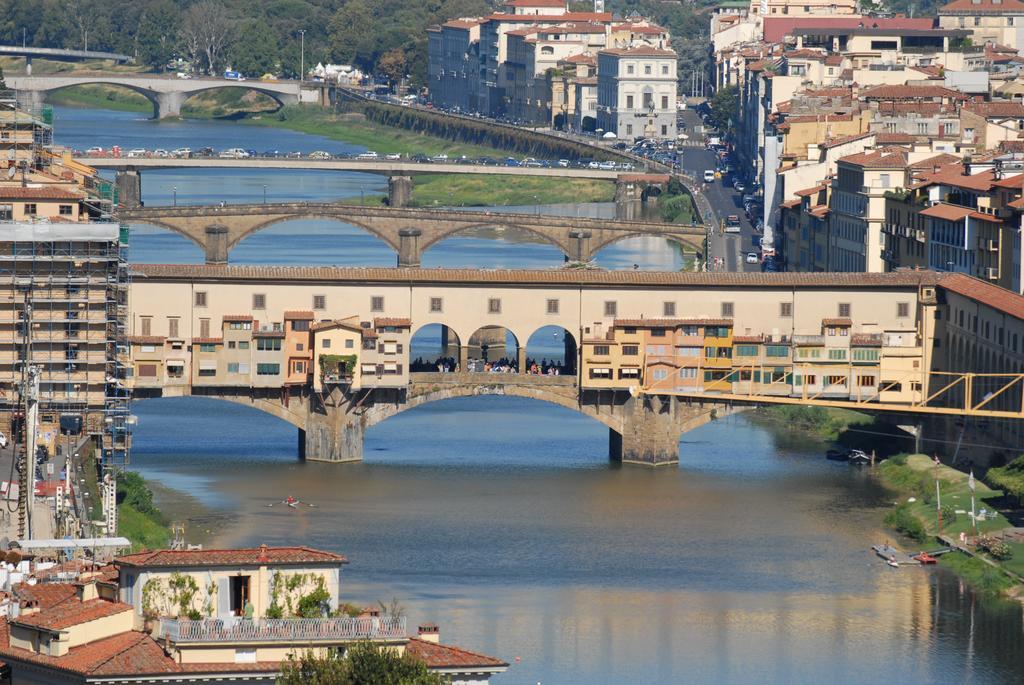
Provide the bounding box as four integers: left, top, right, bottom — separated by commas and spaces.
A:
54, 105, 1024, 685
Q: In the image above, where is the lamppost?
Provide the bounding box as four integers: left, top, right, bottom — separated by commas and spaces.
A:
298, 29, 306, 86
172, 186, 177, 206
534, 194, 539, 215
263, 184, 267, 204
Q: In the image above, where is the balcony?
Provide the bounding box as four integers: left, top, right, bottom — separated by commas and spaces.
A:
160, 616, 407, 645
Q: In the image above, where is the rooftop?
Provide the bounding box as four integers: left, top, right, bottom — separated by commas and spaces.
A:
939, 0, 1024, 13
14, 598, 132, 632
941, 272, 1024, 319
919, 203, 1002, 223
114, 546, 347, 569
406, 637, 509, 669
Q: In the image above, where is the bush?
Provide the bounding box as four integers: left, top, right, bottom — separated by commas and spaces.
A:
884, 504, 927, 543
941, 504, 957, 525
978, 535, 1014, 561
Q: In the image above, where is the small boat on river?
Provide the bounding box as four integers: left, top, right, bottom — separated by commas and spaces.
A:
914, 552, 938, 564
872, 544, 919, 566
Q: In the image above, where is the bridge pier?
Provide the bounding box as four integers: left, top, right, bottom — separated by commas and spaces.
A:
155, 91, 185, 119
204, 224, 229, 264
610, 395, 685, 466
398, 228, 422, 267
388, 176, 413, 208
569, 229, 592, 263
115, 170, 142, 209
305, 407, 364, 463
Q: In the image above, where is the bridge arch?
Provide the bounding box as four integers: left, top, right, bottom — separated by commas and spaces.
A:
466, 325, 520, 370
178, 84, 294, 111
132, 391, 308, 431
524, 325, 577, 375
40, 81, 161, 115
589, 231, 699, 258
410, 323, 463, 371
122, 218, 209, 252
228, 215, 402, 253
418, 222, 576, 259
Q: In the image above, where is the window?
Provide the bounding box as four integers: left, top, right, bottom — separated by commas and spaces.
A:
238, 341, 249, 350
228, 362, 240, 373
828, 349, 847, 360
661, 64, 669, 75
140, 317, 152, 336
292, 320, 310, 332
853, 348, 880, 361
780, 302, 792, 317
296, 343, 304, 351
256, 337, 282, 351
195, 291, 207, 307
679, 346, 700, 357
897, 302, 909, 318
857, 375, 875, 387
256, 363, 280, 375
652, 368, 668, 381
735, 345, 759, 357
622, 345, 638, 355
24, 203, 36, 216
168, 318, 179, 338
252, 294, 266, 309
488, 298, 501, 314
138, 364, 157, 378
591, 345, 610, 357
345, 339, 354, 349
293, 361, 306, 373
430, 297, 443, 313
199, 343, 216, 353
228, 341, 236, 349
604, 301, 617, 317
651, 328, 666, 337
199, 319, 210, 338
627, 64, 634, 75
363, 339, 376, 350
547, 299, 559, 314
626, 124, 633, 135
838, 303, 851, 317
371, 296, 384, 312
322, 339, 332, 349
680, 367, 697, 379
661, 95, 668, 110
313, 295, 326, 310
626, 95, 634, 109
721, 302, 734, 317
644, 64, 652, 75
663, 302, 675, 316
825, 375, 847, 386
59, 204, 73, 216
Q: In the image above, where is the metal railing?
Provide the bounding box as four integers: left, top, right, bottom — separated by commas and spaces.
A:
161, 615, 407, 644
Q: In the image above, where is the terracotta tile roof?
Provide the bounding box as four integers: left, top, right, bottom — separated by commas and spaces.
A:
311, 319, 361, 332
406, 638, 509, 669
809, 205, 830, 218
939, 0, 1024, 13
795, 183, 827, 197
732, 335, 763, 343
861, 84, 966, 100
128, 335, 165, 345
824, 54, 844, 66
600, 46, 675, 57
920, 203, 1002, 223
875, 132, 917, 144
131, 265, 949, 289
992, 174, 1024, 189
506, 0, 567, 6
762, 17, 935, 43
940, 272, 1024, 319
780, 198, 801, 208
965, 102, 1024, 118
373, 317, 412, 328
191, 337, 223, 345
442, 19, 480, 29
11, 583, 76, 610
821, 132, 875, 149
822, 317, 852, 326
222, 314, 254, 322
909, 153, 960, 170
253, 330, 285, 338
838, 148, 907, 169
0, 186, 83, 200
283, 310, 314, 320
561, 52, 596, 65
114, 546, 347, 569
14, 598, 131, 631
851, 333, 883, 346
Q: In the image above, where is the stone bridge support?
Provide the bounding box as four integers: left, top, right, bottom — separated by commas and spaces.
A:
204, 224, 229, 264
155, 91, 186, 119
388, 176, 413, 208
115, 170, 142, 209
569, 230, 592, 263
398, 228, 422, 267
609, 395, 725, 466
303, 388, 366, 463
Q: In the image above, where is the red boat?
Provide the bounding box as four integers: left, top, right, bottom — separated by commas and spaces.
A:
913, 553, 938, 564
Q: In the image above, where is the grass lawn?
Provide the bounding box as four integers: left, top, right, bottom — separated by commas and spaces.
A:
250, 105, 516, 158
47, 84, 152, 113
409, 174, 614, 207
117, 502, 171, 551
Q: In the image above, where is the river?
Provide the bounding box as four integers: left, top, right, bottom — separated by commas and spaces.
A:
54, 105, 1024, 685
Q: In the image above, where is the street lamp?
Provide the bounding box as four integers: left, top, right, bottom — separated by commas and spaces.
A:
263, 184, 267, 204
172, 186, 177, 206
298, 30, 306, 86
534, 194, 539, 215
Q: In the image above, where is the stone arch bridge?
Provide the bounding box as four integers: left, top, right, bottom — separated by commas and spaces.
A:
117, 202, 705, 266
133, 373, 731, 466
7, 74, 320, 119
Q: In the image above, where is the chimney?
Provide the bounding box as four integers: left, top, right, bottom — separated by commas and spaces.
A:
75, 579, 98, 602
418, 623, 441, 643
257, 544, 269, 564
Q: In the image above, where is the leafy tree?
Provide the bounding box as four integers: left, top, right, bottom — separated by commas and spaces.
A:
135, 0, 180, 70
230, 20, 280, 76
278, 643, 445, 685
707, 84, 738, 137
180, 0, 233, 75
376, 49, 407, 88
328, 0, 374, 68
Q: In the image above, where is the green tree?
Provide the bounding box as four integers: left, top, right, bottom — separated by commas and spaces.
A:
328, 0, 374, 68
708, 84, 738, 137
136, 0, 181, 70
376, 48, 406, 88
277, 643, 445, 685
230, 20, 280, 76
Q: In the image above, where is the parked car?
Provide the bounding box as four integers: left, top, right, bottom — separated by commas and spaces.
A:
504, 157, 521, 167
745, 252, 759, 264
703, 170, 716, 183
126, 148, 148, 158
153, 149, 169, 157
385, 152, 402, 160
85, 146, 104, 155
521, 157, 542, 167
557, 159, 571, 168
285, 150, 303, 158
411, 154, 432, 163
431, 154, 449, 163
219, 148, 250, 159
356, 151, 379, 160
171, 147, 191, 158
308, 150, 332, 160
598, 160, 617, 170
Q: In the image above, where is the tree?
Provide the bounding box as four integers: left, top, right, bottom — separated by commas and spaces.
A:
707, 84, 738, 138
136, 0, 181, 70
277, 643, 445, 685
230, 20, 280, 77
376, 49, 406, 87
328, 0, 374, 68
180, 0, 233, 75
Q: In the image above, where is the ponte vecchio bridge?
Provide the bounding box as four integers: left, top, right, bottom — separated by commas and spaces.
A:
125, 266, 1024, 465
117, 203, 705, 266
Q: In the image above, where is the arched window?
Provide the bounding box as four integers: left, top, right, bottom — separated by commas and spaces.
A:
541, 46, 554, 55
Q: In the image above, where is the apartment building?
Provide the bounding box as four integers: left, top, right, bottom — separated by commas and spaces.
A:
938, 0, 1024, 51
596, 46, 677, 140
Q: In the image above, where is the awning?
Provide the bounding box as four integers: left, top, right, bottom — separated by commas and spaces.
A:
199, 360, 217, 370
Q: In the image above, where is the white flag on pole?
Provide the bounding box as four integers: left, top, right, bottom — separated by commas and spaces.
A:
968, 470, 976, 492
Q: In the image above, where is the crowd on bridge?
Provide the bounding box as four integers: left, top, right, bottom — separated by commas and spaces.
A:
409, 356, 573, 375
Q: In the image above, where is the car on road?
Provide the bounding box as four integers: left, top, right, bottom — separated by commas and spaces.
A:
725, 215, 742, 233
153, 149, 169, 157
745, 252, 759, 264
557, 159, 570, 168
126, 148, 148, 158
307, 150, 332, 160
703, 170, 716, 183
588, 161, 602, 169
411, 154, 432, 163
262, 149, 280, 157
521, 157, 543, 167
504, 157, 521, 167
431, 154, 449, 163
219, 148, 250, 159
356, 151, 379, 160
385, 152, 402, 160
597, 160, 617, 170
734, 181, 746, 193
85, 146, 105, 155
171, 147, 191, 158
285, 150, 303, 159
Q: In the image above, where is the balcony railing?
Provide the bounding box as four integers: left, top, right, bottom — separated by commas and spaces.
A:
160, 616, 407, 644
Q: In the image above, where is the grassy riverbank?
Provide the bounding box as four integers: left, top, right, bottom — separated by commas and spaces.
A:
117, 471, 171, 550
409, 174, 613, 207
877, 454, 1023, 596
46, 83, 280, 119
762, 406, 873, 442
